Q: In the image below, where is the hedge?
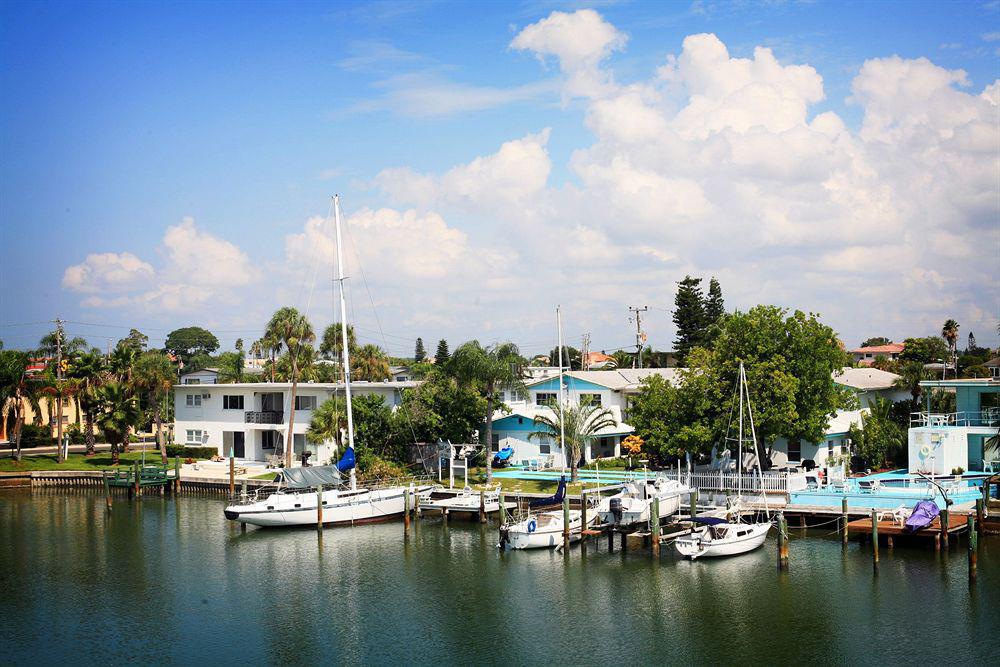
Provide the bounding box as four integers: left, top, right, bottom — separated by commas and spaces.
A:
165, 444, 219, 459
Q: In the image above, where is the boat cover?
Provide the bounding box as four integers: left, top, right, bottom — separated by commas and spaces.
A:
691, 517, 728, 526
493, 447, 514, 464
904, 500, 940, 533
530, 476, 566, 508
280, 464, 342, 489
336, 446, 356, 472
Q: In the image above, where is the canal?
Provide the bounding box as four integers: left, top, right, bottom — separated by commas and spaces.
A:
1, 489, 996, 665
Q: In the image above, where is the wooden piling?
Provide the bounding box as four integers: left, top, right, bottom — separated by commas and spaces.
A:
841, 497, 849, 547
562, 493, 570, 551
651, 497, 661, 557
498, 491, 505, 523
316, 485, 324, 531
607, 526, 614, 554
174, 457, 181, 494
242, 478, 247, 500
968, 514, 977, 582
229, 455, 235, 497
690, 488, 698, 518
871, 509, 879, 569
241, 521, 246, 533
404, 488, 411, 536
133, 463, 140, 497
976, 498, 984, 535
580, 491, 588, 547
102, 472, 112, 510
777, 513, 789, 571
941, 509, 949, 549
479, 489, 486, 524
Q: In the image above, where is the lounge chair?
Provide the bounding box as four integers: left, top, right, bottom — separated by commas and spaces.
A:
857, 479, 881, 493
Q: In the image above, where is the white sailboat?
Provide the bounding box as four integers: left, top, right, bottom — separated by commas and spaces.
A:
596, 475, 690, 527
224, 195, 436, 528
674, 362, 773, 559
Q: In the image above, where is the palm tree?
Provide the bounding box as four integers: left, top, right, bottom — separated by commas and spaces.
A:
528, 399, 617, 483
264, 307, 315, 467
610, 350, 634, 370
95, 381, 141, 465
307, 396, 347, 459
352, 344, 391, 382
941, 319, 959, 378
133, 351, 175, 463
108, 342, 138, 385
216, 350, 247, 383
320, 323, 357, 382
894, 361, 930, 411
68, 350, 106, 456
0, 350, 32, 460
451, 341, 525, 484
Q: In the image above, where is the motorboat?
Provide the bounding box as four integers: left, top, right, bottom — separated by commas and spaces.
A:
596, 476, 690, 526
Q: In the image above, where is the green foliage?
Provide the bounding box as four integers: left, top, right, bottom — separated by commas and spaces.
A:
320, 323, 356, 360
548, 345, 581, 370
164, 327, 220, 365
216, 351, 247, 383
353, 344, 392, 382
306, 397, 346, 447
900, 336, 949, 364
893, 361, 931, 405
351, 393, 398, 461
19, 424, 54, 448
95, 381, 141, 461
860, 337, 891, 348
435, 339, 450, 366
165, 444, 219, 459
398, 372, 487, 445
414, 337, 426, 362
528, 400, 617, 481
673, 276, 707, 364
118, 329, 149, 354
356, 451, 408, 480
704, 277, 724, 324
848, 398, 905, 469
610, 350, 634, 369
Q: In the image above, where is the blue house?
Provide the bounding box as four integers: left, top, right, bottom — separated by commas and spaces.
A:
908, 378, 1000, 473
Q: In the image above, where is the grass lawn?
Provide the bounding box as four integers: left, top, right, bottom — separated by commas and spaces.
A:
460, 468, 615, 495
0, 451, 189, 473
252, 472, 278, 481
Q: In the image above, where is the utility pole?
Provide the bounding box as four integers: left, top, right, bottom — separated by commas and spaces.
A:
628, 306, 648, 368
581, 333, 590, 371
53, 318, 65, 463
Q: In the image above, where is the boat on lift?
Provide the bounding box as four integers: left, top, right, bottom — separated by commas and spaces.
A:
674, 362, 773, 559
596, 475, 690, 527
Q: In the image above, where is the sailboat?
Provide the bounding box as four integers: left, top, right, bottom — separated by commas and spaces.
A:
223, 195, 436, 528
674, 362, 772, 559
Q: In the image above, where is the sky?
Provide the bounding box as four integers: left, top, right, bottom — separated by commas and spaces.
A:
1, 0, 998, 359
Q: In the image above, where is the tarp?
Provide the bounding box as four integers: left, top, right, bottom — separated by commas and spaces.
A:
280, 464, 342, 489
691, 517, 728, 526
493, 447, 514, 464
904, 500, 940, 533
530, 476, 566, 508
336, 446, 356, 473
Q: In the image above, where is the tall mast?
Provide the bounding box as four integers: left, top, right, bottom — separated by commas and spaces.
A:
557, 306, 566, 467
738, 362, 744, 503
744, 362, 769, 515
333, 195, 356, 490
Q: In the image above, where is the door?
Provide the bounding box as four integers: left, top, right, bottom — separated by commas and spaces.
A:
234, 432, 245, 458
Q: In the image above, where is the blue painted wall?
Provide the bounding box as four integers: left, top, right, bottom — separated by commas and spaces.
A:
529, 376, 609, 393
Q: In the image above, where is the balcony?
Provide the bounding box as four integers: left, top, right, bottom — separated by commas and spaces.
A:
910, 409, 1000, 428
245, 411, 283, 424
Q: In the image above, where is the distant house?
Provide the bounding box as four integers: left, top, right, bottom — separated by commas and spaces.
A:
850, 342, 905, 366
983, 357, 999, 380
584, 351, 615, 369
390, 366, 412, 382
832, 367, 909, 407
180, 368, 219, 385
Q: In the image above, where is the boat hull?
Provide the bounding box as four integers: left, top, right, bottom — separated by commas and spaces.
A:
503, 510, 595, 550
674, 522, 771, 559
226, 486, 432, 528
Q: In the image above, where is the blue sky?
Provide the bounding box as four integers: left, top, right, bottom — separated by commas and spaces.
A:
2, 0, 998, 357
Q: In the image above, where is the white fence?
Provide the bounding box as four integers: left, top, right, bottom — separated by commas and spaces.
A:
685, 471, 807, 494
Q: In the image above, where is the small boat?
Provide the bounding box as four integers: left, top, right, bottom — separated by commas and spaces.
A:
419, 485, 511, 514
499, 476, 597, 549
674, 362, 772, 560
596, 476, 690, 526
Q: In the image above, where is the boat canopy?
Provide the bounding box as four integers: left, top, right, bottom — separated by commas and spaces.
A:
280, 464, 342, 489
692, 516, 727, 526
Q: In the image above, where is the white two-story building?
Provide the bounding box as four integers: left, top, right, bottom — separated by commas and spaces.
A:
173, 380, 418, 465
490, 369, 682, 468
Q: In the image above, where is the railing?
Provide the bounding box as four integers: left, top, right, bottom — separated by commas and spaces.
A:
910, 410, 1000, 428
245, 411, 284, 424
686, 471, 805, 493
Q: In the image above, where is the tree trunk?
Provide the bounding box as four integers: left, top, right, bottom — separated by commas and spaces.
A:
84, 410, 96, 456
13, 410, 23, 461
483, 393, 494, 484
155, 392, 166, 464
285, 359, 298, 468
111, 440, 120, 465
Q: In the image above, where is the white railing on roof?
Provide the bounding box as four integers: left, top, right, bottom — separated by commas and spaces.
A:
910, 409, 1000, 428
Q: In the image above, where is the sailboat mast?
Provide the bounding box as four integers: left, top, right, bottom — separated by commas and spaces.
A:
557, 306, 566, 466
738, 362, 744, 502
333, 195, 357, 490
743, 363, 769, 514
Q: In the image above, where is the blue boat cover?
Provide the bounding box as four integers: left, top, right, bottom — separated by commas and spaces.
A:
530, 476, 567, 508
691, 517, 728, 525
493, 446, 514, 463
904, 500, 940, 533
336, 446, 356, 473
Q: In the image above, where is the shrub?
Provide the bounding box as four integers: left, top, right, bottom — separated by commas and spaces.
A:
20, 424, 55, 448
165, 444, 218, 459
66, 424, 85, 445
357, 451, 408, 480
951, 467, 965, 475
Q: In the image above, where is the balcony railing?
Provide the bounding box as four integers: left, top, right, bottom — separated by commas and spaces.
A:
910, 410, 1000, 428
245, 410, 283, 424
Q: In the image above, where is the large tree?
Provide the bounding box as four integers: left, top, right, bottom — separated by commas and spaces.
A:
435, 339, 450, 367
307, 396, 347, 459
397, 371, 487, 445
528, 400, 617, 482
353, 344, 392, 382
264, 307, 315, 467
0, 350, 32, 460
860, 336, 891, 348
704, 277, 725, 323
95, 381, 141, 465
900, 336, 949, 364
67, 350, 107, 456
414, 337, 426, 363
451, 341, 525, 483
320, 323, 357, 382
216, 350, 247, 383
133, 351, 176, 463
672, 276, 707, 365
164, 326, 220, 366
547, 345, 581, 371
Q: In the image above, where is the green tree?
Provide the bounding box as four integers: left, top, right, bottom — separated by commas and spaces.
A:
547, 345, 581, 370
527, 399, 617, 482
610, 350, 634, 369
435, 339, 450, 367
900, 336, 949, 364
397, 372, 487, 445
848, 397, 904, 469
216, 350, 247, 383
353, 344, 392, 382
133, 351, 175, 463
307, 396, 347, 455
628, 363, 717, 460
95, 381, 141, 465
118, 329, 149, 354
673, 276, 706, 365
414, 337, 426, 363
352, 393, 397, 462
320, 323, 356, 357
704, 277, 725, 323
941, 319, 960, 356
893, 361, 930, 409
264, 307, 315, 467
0, 350, 32, 460
860, 336, 891, 348
67, 350, 107, 456
164, 326, 220, 366
451, 341, 525, 483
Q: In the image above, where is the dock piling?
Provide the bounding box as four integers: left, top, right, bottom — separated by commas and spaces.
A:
479, 490, 486, 524
941, 509, 949, 549
404, 488, 411, 536
777, 513, 789, 571
229, 455, 235, 497
580, 491, 588, 548
968, 514, 977, 582
871, 509, 879, 570
102, 472, 112, 510
562, 494, 570, 551
976, 498, 984, 535
841, 497, 849, 547
317, 485, 324, 531
690, 489, 698, 518
651, 497, 661, 557
174, 456, 181, 494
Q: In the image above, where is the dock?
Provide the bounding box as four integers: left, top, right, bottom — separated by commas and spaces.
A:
847, 513, 968, 550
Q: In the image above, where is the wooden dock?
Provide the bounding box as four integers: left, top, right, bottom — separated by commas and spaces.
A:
847, 513, 968, 550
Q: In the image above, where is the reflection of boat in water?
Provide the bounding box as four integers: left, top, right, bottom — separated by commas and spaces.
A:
499, 476, 598, 550
675, 362, 772, 560
596, 476, 690, 526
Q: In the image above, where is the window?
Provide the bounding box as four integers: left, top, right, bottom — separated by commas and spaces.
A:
295, 395, 317, 411
535, 392, 557, 406
787, 440, 801, 462
185, 394, 202, 407
185, 429, 204, 444
491, 433, 500, 452
223, 395, 245, 410
262, 431, 280, 450
579, 393, 602, 407
183, 378, 201, 385
537, 436, 551, 454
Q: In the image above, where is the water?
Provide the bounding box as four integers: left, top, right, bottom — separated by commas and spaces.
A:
1, 490, 996, 665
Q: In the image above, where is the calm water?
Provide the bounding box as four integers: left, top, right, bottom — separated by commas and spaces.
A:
1, 489, 996, 666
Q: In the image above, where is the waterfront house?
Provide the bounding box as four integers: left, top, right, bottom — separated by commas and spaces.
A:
831, 367, 908, 407
179, 367, 220, 384
850, 342, 905, 366
489, 369, 682, 467
172, 380, 418, 465
908, 377, 1000, 474
983, 356, 999, 380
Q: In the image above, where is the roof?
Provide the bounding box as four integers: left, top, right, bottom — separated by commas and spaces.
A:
523, 368, 684, 391
850, 343, 904, 354
173, 380, 421, 390
827, 409, 866, 435
492, 404, 634, 436
985, 357, 1000, 368
832, 367, 901, 391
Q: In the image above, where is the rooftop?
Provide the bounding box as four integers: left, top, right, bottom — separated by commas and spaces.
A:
173, 380, 421, 390
832, 366, 901, 391
850, 343, 905, 354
